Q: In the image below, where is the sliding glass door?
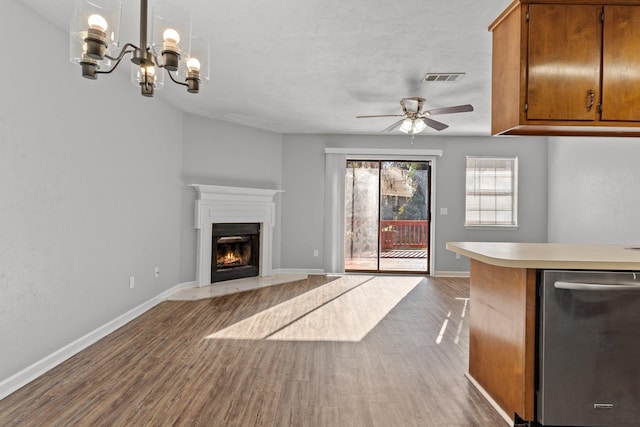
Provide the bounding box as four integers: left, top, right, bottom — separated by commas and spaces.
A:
345, 160, 430, 273
345, 161, 380, 271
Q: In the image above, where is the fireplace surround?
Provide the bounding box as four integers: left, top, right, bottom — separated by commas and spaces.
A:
190, 184, 283, 287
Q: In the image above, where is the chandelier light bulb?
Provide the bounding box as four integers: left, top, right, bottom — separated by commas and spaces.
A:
87, 14, 108, 32
136, 65, 156, 82
187, 57, 201, 72
161, 28, 181, 70
163, 28, 180, 44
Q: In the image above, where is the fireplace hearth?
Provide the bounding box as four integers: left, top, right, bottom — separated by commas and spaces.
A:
212, 223, 260, 283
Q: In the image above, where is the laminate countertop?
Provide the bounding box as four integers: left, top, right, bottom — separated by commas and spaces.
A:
446, 242, 640, 271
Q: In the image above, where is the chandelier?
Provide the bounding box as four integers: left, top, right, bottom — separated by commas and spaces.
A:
70, 0, 210, 97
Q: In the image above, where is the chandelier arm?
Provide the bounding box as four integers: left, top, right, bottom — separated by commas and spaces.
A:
166, 70, 189, 87
96, 49, 135, 75
104, 43, 140, 62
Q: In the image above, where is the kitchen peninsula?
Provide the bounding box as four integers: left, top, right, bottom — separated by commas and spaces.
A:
446, 242, 640, 424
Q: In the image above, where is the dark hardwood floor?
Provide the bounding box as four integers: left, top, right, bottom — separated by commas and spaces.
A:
0, 275, 507, 426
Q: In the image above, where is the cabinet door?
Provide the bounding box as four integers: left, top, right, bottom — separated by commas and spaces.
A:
527, 4, 602, 121
602, 6, 640, 122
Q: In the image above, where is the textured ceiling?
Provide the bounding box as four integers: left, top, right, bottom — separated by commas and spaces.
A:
22, 0, 513, 135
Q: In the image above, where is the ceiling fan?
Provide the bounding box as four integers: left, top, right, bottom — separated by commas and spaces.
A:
356, 97, 474, 134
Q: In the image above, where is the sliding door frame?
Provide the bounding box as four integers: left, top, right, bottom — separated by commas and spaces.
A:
345, 159, 432, 274
324, 148, 443, 275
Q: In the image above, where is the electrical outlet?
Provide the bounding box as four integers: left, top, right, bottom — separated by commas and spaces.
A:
456, 253, 461, 259
313, 249, 319, 257
129, 276, 135, 289
154, 266, 160, 278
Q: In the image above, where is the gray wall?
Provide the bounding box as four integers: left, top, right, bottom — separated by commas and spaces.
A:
180, 114, 283, 282
281, 134, 548, 273
281, 136, 327, 270
0, 1, 183, 381
548, 137, 640, 245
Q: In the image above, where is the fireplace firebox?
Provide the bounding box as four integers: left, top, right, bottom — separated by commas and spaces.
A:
211, 223, 260, 283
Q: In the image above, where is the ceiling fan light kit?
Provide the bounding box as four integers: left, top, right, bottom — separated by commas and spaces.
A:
70, 0, 210, 97
399, 118, 427, 135
356, 97, 474, 135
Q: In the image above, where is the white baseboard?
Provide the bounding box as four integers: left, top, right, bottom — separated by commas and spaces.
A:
173, 280, 197, 291
433, 270, 470, 278
0, 280, 193, 401
464, 373, 513, 426
274, 269, 470, 278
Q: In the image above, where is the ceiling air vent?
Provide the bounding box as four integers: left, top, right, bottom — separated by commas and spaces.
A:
421, 73, 466, 82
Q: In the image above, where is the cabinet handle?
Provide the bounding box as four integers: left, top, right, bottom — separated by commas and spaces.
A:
586, 89, 595, 112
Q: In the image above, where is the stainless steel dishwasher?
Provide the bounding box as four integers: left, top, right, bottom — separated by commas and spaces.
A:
538, 270, 640, 427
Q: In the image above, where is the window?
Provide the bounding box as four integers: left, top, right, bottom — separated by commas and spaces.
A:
465, 156, 518, 227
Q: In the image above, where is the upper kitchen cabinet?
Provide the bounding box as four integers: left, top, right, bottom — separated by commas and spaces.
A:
527, 4, 602, 122
602, 5, 640, 121
489, 0, 640, 136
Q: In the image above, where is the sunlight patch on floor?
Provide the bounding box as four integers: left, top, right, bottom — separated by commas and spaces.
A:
205, 275, 422, 342
436, 297, 469, 345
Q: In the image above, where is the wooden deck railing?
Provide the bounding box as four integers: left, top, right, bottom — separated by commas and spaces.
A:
380, 220, 429, 250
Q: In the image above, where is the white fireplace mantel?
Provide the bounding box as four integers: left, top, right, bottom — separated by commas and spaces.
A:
190, 184, 284, 287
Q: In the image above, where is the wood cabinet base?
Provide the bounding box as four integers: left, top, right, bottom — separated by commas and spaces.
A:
469, 259, 537, 421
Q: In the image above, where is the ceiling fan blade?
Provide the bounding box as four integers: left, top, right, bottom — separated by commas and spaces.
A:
381, 119, 405, 133
425, 104, 474, 116
422, 117, 449, 131
356, 114, 405, 118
